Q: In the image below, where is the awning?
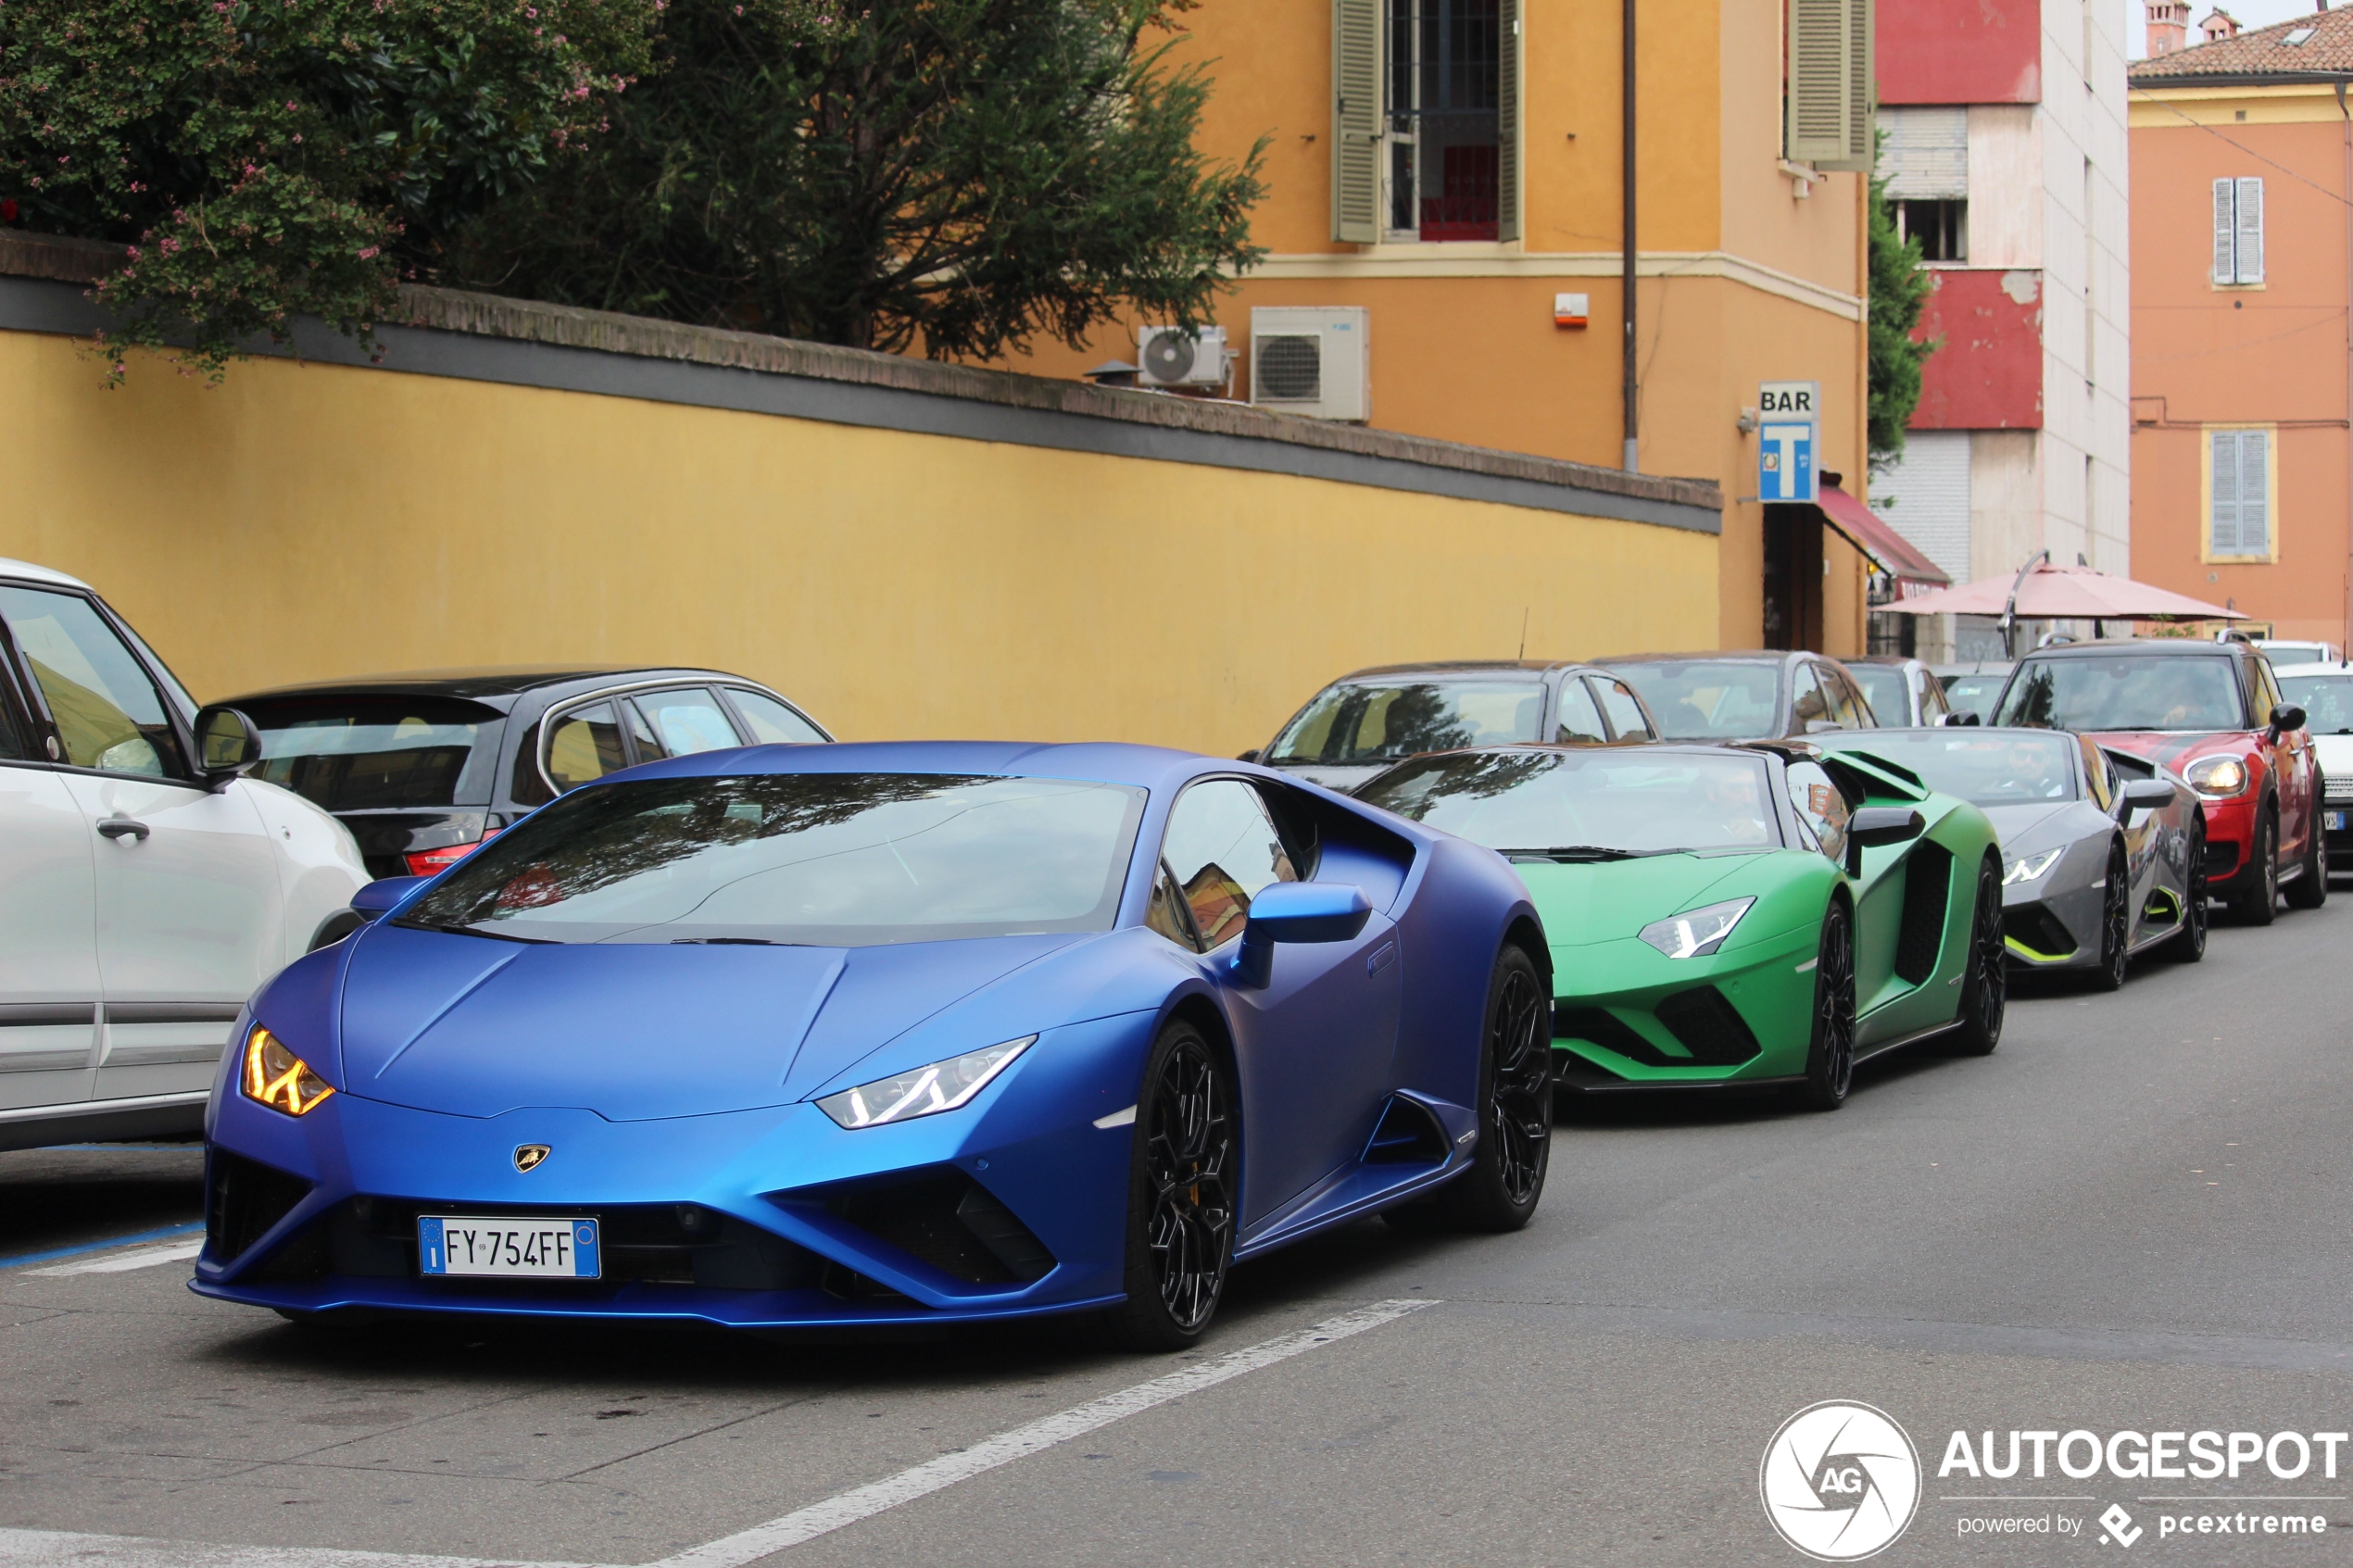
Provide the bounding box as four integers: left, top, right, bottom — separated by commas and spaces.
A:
1809, 483, 1951, 595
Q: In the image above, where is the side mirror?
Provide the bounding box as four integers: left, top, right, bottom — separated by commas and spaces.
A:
1231, 882, 1372, 988
1843, 806, 1925, 876
193, 705, 263, 791
2269, 704, 2308, 742
351, 875, 429, 921
1235, 748, 1263, 764
2123, 778, 2175, 809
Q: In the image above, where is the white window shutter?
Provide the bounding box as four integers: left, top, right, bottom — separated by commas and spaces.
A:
1331, 0, 1382, 245
1496, 0, 1521, 242
2212, 178, 2236, 284
2235, 177, 2264, 283
2210, 429, 2240, 554
1787, 0, 1852, 165
2240, 430, 2270, 552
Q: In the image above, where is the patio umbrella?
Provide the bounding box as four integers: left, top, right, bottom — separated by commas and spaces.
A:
1881, 557, 2246, 623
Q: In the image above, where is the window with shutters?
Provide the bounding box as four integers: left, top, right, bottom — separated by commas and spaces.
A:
1785, 0, 1874, 171
1333, 0, 1518, 244
2206, 428, 2275, 559
2211, 177, 2265, 285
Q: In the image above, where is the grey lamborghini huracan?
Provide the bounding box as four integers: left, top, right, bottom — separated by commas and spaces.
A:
1818, 728, 2206, 988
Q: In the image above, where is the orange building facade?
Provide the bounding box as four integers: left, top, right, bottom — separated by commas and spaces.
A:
994, 0, 1884, 655
2129, 11, 2353, 648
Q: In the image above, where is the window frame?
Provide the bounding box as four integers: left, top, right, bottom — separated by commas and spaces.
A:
1589, 674, 1658, 744
714, 684, 833, 746
0, 580, 200, 785
1551, 672, 1609, 746
529, 679, 757, 800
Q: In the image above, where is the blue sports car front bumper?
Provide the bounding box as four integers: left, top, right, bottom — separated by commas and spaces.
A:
194, 1011, 1157, 1329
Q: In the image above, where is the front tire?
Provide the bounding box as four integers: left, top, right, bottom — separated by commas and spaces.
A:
1421, 946, 1552, 1232
2088, 841, 2130, 993
1798, 900, 1857, 1110
1109, 1021, 1237, 1352
2286, 793, 2329, 909
1951, 857, 2007, 1056
2232, 806, 2279, 926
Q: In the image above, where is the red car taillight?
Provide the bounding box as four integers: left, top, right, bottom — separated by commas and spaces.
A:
405, 829, 499, 878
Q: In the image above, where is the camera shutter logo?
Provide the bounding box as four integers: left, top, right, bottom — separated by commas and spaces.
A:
1760, 1401, 1921, 1561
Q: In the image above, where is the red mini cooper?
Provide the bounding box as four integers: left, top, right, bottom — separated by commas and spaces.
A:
1993, 639, 2322, 923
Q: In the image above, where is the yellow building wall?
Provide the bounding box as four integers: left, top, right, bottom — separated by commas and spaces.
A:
0, 330, 1719, 756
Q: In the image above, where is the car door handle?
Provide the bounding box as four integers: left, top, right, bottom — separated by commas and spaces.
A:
96, 816, 150, 842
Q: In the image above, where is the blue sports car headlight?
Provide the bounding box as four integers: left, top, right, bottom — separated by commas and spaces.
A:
1637, 897, 1755, 960
814, 1036, 1037, 1129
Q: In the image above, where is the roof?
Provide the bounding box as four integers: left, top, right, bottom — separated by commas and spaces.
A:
0, 556, 92, 591
2130, 6, 2353, 82
2270, 660, 2353, 674
1327, 660, 1583, 682
2012, 637, 2246, 659
1815, 484, 1950, 591
220, 666, 740, 704
1845, 656, 1931, 669
1591, 650, 1804, 666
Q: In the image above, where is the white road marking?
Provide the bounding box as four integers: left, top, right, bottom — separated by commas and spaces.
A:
30, 1240, 203, 1276
1091, 1104, 1137, 1129
0, 1298, 1438, 1568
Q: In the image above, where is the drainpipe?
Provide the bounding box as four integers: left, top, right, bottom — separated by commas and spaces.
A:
2338, 82, 2352, 660
1621, 0, 1639, 472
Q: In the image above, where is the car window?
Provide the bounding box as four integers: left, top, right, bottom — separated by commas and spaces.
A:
1943, 673, 2007, 721
2078, 735, 2115, 811
243, 696, 499, 809
1994, 656, 2246, 731
2253, 659, 2286, 727
1144, 859, 1200, 950
1790, 665, 1833, 734
1826, 669, 1872, 729
1920, 674, 1953, 721
1358, 748, 1780, 852
1847, 665, 1909, 725
2279, 672, 2353, 734
1605, 660, 1783, 741
1554, 678, 1606, 745
1267, 680, 1546, 764
545, 702, 627, 793
1159, 780, 1299, 949
1592, 678, 1656, 742
1783, 760, 1850, 863
0, 585, 182, 778
0, 664, 28, 760
727, 688, 827, 745
631, 688, 741, 759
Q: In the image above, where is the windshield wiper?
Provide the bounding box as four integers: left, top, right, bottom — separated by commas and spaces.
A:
392, 919, 554, 945
1496, 845, 1666, 862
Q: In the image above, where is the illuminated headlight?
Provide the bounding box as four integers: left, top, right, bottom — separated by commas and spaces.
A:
2183, 755, 2250, 798
815, 1036, 1036, 1129
1636, 897, 1755, 960
2003, 848, 2065, 886
241, 1027, 334, 1117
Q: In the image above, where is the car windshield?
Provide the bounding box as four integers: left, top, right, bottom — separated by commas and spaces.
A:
1604, 660, 1783, 740
1267, 680, 1545, 765
1358, 749, 1780, 853
397, 772, 1146, 947
242, 696, 500, 809
1994, 656, 2246, 732
1821, 732, 2077, 806
1848, 666, 1909, 723
2279, 673, 2353, 734
1942, 673, 2008, 720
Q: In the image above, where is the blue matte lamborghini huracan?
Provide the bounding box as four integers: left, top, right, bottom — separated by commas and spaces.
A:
195, 743, 1552, 1348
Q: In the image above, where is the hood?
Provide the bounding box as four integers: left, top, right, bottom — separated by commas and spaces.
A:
2087, 730, 2248, 772
1512, 854, 1761, 946
331, 923, 1083, 1121
1976, 801, 2084, 850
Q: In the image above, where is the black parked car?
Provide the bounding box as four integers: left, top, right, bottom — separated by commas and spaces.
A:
1595, 649, 1879, 742
215, 667, 832, 879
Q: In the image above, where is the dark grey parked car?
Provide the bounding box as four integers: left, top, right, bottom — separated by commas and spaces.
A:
1251, 659, 1661, 794
1595, 649, 1878, 742
1820, 726, 2207, 988
215, 667, 832, 881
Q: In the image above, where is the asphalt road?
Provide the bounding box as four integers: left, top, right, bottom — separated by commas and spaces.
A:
5, 895, 2353, 1567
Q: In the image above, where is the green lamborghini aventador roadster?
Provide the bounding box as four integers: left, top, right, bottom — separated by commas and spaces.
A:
1355, 741, 2007, 1109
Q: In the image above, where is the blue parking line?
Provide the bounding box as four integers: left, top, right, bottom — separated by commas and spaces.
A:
0, 1221, 204, 1272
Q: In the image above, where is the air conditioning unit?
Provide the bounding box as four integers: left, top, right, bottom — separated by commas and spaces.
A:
1248, 307, 1371, 422
1136, 325, 1230, 388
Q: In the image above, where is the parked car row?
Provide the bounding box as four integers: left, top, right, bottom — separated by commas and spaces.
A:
4, 548, 2323, 1348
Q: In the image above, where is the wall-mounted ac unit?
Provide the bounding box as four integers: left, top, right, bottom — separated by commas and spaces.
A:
1136, 325, 1230, 388
1248, 307, 1370, 422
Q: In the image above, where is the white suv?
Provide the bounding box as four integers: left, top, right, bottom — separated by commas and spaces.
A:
0, 558, 366, 1151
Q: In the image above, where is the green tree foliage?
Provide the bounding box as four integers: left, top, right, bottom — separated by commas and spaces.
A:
452, 0, 1267, 358
0, 0, 656, 379
1867, 161, 1936, 472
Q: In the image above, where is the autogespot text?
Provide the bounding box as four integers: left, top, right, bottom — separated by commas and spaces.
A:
1939, 1428, 2350, 1480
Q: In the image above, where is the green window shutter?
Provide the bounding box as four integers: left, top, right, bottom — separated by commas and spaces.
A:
1333, 0, 1382, 244
1497, 0, 1522, 242
1786, 0, 1852, 167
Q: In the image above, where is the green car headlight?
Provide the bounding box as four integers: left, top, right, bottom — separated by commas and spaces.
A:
1637, 897, 1755, 960
814, 1035, 1036, 1129
2003, 847, 2064, 885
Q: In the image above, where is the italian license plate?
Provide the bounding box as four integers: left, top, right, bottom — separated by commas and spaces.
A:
419, 1216, 599, 1278
2330, 812, 2347, 832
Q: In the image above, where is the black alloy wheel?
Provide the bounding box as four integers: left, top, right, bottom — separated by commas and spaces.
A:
2164, 821, 2209, 963
1110, 1021, 1237, 1351
1798, 900, 1858, 1110
2233, 806, 2280, 926
2089, 841, 2131, 993
1390, 946, 1551, 1233
1951, 857, 2007, 1056
2286, 794, 2330, 909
